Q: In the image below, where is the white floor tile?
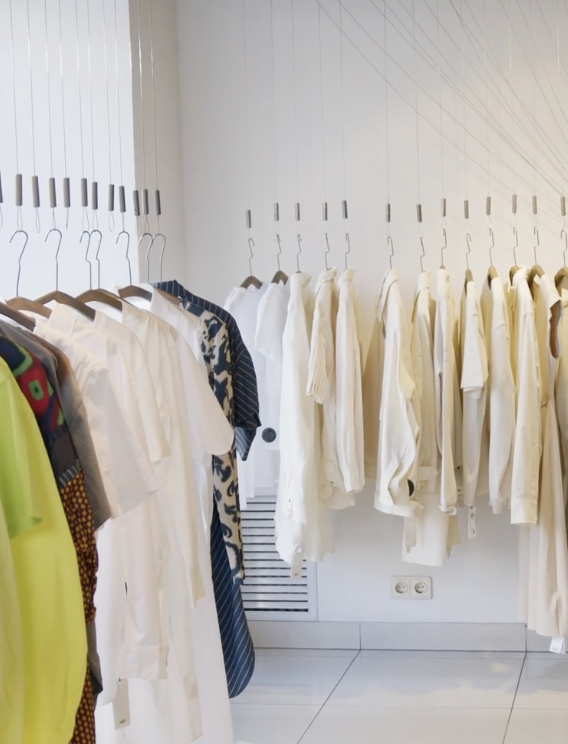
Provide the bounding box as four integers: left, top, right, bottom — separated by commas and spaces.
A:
300, 705, 510, 744
515, 656, 568, 709
231, 704, 320, 744
233, 654, 355, 706
505, 708, 568, 743
360, 650, 525, 661
328, 653, 523, 708
256, 648, 359, 659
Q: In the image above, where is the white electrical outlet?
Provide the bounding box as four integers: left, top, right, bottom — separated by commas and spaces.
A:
391, 576, 432, 600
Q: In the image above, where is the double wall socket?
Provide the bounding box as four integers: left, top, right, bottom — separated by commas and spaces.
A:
391, 576, 433, 600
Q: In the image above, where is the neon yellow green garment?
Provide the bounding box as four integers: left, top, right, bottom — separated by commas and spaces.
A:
0, 358, 87, 744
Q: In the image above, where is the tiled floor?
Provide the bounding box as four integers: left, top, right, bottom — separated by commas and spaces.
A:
231, 649, 568, 743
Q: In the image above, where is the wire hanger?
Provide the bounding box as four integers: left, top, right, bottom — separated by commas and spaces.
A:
241, 209, 262, 289
528, 196, 544, 288
271, 202, 287, 284
11, 229, 29, 299
511, 193, 520, 271
322, 201, 331, 270
45, 227, 63, 291
296, 234, 303, 273
487, 196, 498, 284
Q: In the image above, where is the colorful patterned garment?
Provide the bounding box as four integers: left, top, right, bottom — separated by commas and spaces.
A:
154, 284, 256, 699
0, 334, 98, 744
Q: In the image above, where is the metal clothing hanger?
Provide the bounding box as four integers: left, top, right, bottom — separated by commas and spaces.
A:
11, 228, 29, 298
344, 233, 351, 270
296, 234, 303, 273
528, 196, 545, 289
486, 196, 498, 284
240, 210, 263, 289
271, 204, 288, 284
118, 226, 154, 300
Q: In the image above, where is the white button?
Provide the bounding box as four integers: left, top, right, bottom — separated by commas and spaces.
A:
293, 543, 305, 556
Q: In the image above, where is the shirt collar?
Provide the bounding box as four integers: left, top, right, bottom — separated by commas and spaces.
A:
416, 271, 430, 292
315, 268, 337, 291
377, 268, 399, 318
338, 268, 355, 287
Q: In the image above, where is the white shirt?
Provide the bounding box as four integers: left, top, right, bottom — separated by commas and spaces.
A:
362, 314, 384, 480
434, 268, 462, 515
410, 272, 438, 492
335, 269, 365, 497
555, 276, 568, 496
306, 268, 346, 507
373, 269, 422, 518
460, 278, 488, 507
509, 269, 541, 525
480, 276, 515, 515
224, 282, 269, 505
255, 280, 290, 488
276, 273, 333, 576
524, 273, 568, 639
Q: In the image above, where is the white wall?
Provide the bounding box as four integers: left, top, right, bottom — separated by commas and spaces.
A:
176, 0, 568, 623
0, 0, 187, 298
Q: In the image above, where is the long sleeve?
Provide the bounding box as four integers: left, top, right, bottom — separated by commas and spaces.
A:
363, 317, 384, 480
374, 270, 422, 518
335, 270, 365, 495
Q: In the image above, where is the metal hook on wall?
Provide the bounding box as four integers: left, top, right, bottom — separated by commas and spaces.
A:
276, 233, 283, 271
10, 229, 29, 297
296, 234, 303, 272
116, 229, 132, 284
534, 225, 540, 265
44, 227, 63, 290
248, 236, 255, 276
324, 233, 331, 270
465, 232, 472, 270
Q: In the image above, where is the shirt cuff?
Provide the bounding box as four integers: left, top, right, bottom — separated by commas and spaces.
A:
118, 643, 169, 681
511, 499, 538, 526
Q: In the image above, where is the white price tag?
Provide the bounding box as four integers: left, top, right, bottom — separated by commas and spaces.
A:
550, 637, 566, 655
468, 507, 477, 539
113, 678, 131, 730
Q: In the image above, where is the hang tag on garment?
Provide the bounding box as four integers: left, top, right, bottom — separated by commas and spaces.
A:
468, 507, 477, 539
113, 678, 131, 730
550, 637, 566, 654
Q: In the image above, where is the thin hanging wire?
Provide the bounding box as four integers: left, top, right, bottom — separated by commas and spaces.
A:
43, 0, 57, 230
114, 0, 126, 232
136, 0, 149, 232
437, 0, 444, 203
271, 0, 280, 215
339, 3, 347, 207
344, 0, 568, 200
291, 0, 300, 208
86, 0, 97, 229
8, 0, 22, 231
25, 0, 41, 233
413, 0, 421, 208
318, 4, 327, 209
244, 0, 253, 251
384, 0, 390, 211
316, 0, 562, 215
101, 0, 115, 231
462, 0, 469, 206
148, 0, 160, 229
75, 0, 89, 232
57, 0, 70, 228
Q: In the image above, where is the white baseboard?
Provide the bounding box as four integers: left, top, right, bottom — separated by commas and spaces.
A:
249, 621, 529, 652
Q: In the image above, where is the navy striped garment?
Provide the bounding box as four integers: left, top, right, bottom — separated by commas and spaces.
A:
155, 279, 257, 698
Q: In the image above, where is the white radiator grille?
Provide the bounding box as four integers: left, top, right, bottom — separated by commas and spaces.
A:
241, 493, 316, 618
